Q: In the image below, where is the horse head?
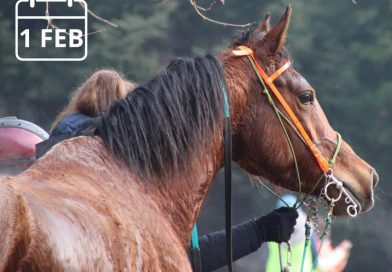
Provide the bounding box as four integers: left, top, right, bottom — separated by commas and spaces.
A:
223, 6, 378, 216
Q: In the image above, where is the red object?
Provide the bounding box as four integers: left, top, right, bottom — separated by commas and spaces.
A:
0, 117, 48, 174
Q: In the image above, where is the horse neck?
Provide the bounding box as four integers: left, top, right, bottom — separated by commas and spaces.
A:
145, 60, 246, 249
146, 131, 225, 248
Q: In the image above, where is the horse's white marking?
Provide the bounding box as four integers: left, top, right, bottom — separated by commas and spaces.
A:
36, 198, 114, 271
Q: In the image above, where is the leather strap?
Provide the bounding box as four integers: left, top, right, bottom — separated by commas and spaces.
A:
224, 116, 233, 271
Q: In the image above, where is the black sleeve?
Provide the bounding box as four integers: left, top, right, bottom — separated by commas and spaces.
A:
199, 220, 261, 272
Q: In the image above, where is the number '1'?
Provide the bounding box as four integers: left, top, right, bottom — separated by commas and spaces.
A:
20, 29, 30, 48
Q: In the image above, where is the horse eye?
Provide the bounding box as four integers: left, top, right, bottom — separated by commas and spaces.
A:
298, 93, 314, 104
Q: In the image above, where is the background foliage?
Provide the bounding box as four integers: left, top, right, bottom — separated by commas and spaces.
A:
1, 0, 391, 270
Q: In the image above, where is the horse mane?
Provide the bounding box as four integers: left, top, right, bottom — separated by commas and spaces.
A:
89, 55, 226, 180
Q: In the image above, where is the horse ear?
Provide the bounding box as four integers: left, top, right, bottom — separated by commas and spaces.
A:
255, 12, 271, 33
263, 5, 292, 53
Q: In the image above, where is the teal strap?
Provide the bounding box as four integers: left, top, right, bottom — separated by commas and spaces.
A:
221, 82, 230, 117
191, 224, 200, 249
300, 222, 312, 272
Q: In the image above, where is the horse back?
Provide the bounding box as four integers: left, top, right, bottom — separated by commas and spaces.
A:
0, 137, 192, 271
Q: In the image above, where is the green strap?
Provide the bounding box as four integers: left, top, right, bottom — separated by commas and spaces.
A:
191, 224, 199, 249
328, 132, 342, 167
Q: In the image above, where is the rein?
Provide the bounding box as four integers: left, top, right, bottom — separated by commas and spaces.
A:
223, 80, 234, 272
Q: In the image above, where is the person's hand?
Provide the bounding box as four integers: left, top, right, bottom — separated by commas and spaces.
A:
255, 207, 298, 243
318, 239, 352, 272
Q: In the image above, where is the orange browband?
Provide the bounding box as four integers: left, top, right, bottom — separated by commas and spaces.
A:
232, 45, 331, 173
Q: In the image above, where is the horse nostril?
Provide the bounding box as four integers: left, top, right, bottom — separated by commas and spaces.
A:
372, 171, 379, 188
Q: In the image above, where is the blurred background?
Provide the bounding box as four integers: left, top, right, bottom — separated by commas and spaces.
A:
1, 0, 391, 270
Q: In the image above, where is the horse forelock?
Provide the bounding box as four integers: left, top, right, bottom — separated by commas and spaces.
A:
232, 27, 293, 70
90, 55, 226, 182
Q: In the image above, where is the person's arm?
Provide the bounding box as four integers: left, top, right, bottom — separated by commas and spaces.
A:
199, 220, 259, 272
37, 113, 91, 158
198, 207, 298, 272
50, 113, 90, 137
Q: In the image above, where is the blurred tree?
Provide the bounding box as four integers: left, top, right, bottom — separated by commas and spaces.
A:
0, 0, 175, 129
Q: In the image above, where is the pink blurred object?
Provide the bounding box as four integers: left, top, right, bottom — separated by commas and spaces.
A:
317, 238, 353, 272
0, 117, 48, 174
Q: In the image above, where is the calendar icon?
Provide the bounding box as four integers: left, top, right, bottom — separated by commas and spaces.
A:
15, 0, 88, 61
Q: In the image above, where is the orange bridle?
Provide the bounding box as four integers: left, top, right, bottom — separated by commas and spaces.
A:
232, 45, 332, 173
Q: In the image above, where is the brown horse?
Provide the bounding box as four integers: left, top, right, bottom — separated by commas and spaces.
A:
0, 6, 377, 271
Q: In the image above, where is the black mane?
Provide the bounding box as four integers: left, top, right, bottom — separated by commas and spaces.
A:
92, 55, 226, 179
